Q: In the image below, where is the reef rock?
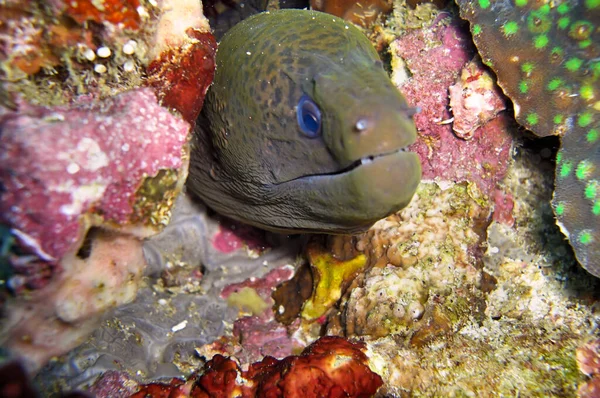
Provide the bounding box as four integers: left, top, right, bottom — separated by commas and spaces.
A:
0, 88, 190, 372
391, 16, 513, 198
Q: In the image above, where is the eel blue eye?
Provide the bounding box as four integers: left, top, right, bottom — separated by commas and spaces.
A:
297, 94, 322, 138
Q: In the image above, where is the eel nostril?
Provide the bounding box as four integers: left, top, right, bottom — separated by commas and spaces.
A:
354, 118, 369, 132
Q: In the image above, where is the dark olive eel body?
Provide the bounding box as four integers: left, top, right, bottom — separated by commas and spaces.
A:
187, 9, 421, 233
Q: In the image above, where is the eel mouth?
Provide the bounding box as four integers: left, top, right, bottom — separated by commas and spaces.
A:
269, 146, 421, 233
332, 147, 411, 176
283, 147, 414, 182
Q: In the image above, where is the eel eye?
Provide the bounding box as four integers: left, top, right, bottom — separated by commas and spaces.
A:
297, 94, 322, 138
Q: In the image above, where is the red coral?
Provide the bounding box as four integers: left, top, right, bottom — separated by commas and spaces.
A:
197, 355, 242, 397
492, 190, 515, 227
245, 336, 381, 398
310, 0, 392, 27
130, 336, 382, 398
130, 378, 192, 398
64, 0, 142, 30
146, 29, 217, 124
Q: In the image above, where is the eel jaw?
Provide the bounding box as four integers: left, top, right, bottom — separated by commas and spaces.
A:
352, 147, 410, 169
270, 148, 421, 233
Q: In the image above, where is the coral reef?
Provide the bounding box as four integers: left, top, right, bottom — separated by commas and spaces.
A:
33, 196, 303, 391
338, 181, 490, 338
448, 59, 507, 139
456, 0, 600, 277
145, 0, 216, 124
577, 339, 600, 397
301, 241, 368, 321
0, 88, 191, 372
129, 336, 382, 397
326, 137, 598, 396
0, 0, 217, 375
1, 88, 189, 266
4, 3, 599, 398
0, 0, 215, 119
391, 16, 513, 198
309, 0, 393, 27
217, 266, 298, 365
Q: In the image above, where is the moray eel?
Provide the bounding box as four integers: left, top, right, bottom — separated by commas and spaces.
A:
187, 9, 421, 233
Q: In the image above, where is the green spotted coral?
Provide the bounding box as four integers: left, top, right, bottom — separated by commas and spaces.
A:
456, 0, 600, 277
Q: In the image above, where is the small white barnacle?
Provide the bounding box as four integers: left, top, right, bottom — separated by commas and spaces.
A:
123, 60, 135, 72
94, 64, 107, 74
96, 46, 112, 58
83, 48, 96, 61
122, 40, 137, 55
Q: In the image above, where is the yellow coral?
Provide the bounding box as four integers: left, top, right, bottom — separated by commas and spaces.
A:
301, 242, 368, 321
227, 287, 269, 316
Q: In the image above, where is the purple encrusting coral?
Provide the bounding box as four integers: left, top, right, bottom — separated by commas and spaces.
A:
392, 17, 513, 198
0, 88, 191, 372
456, 0, 600, 277
1, 88, 190, 264
218, 266, 298, 364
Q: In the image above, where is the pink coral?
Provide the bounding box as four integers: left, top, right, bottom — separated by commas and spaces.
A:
215, 266, 297, 364
211, 218, 271, 255
578, 339, 600, 398
1, 88, 189, 264
393, 17, 513, 197
0, 88, 190, 372
578, 339, 600, 377
492, 190, 515, 227
2, 232, 146, 373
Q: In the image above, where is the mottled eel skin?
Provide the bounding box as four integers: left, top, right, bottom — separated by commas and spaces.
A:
187, 10, 421, 233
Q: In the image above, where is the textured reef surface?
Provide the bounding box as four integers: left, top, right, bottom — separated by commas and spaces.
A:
0, 0, 216, 375
456, 0, 600, 277
1, 1, 600, 397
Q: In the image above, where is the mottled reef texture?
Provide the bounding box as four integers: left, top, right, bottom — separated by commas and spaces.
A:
456, 0, 600, 279
2, 1, 600, 397
0, 0, 216, 375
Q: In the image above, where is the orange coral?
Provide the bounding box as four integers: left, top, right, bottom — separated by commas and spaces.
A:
130, 336, 383, 398
310, 0, 392, 27
65, 0, 142, 30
